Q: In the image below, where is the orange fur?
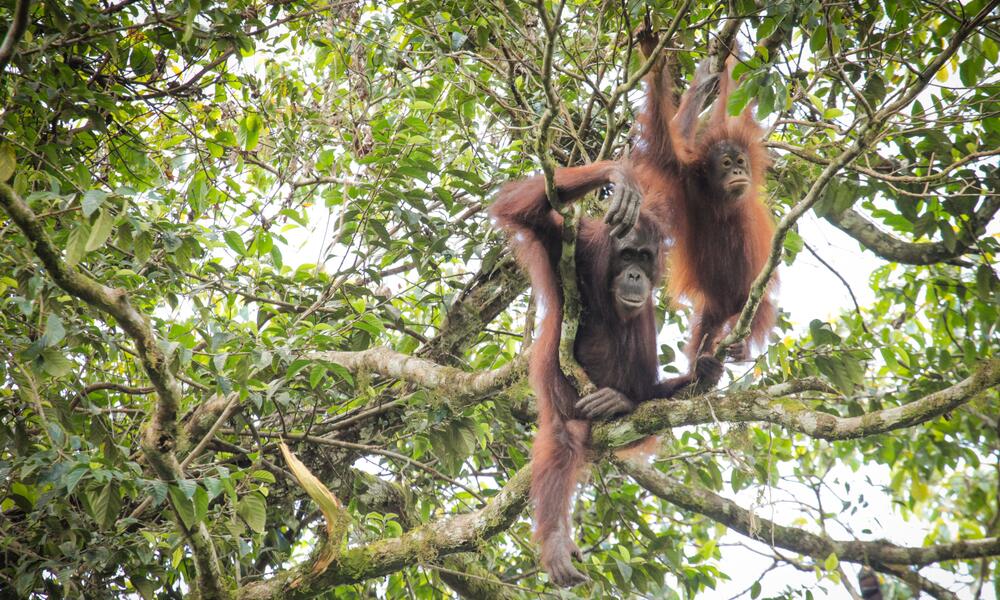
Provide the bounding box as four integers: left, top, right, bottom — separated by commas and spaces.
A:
639, 51, 779, 359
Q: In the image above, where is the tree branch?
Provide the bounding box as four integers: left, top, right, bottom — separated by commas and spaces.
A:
307, 345, 527, 399
417, 254, 526, 366
615, 456, 1000, 571
237, 465, 531, 600
236, 359, 996, 594
593, 359, 1000, 447
880, 564, 960, 600
823, 198, 1000, 265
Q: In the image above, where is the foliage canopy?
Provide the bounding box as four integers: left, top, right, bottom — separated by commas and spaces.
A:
0, 1, 998, 598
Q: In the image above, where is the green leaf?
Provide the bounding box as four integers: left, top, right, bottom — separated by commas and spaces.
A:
193, 486, 209, 524
41, 313, 65, 347
0, 144, 15, 182
756, 79, 775, 118
324, 361, 354, 385
40, 348, 73, 377
983, 37, 998, 63
238, 492, 267, 533
176, 478, 198, 499
823, 552, 839, 571
85, 208, 115, 252
252, 470, 276, 484
82, 190, 108, 217
309, 364, 326, 388
129, 46, 156, 76
810, 25, 827, 53
940, 224, 958, 252
783, 228, 803, 263
223, 230, 247, 255
727, 79, 753, 116
134, 231, 153, 264
244, 114, 263, 150
92, 483, 121, 529
64, 466, 88, 494
168, 485, 196, 529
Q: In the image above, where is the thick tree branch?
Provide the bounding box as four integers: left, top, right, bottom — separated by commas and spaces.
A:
708, 16, 744, 74
237, 465, 531, 600
616, 456, 1000, 574
236, 359, 995, 594
307, 346, 527, 398
770, 142, 1000, 265
434, 557, 520, 600
0, 183, 230, 599
593, 359, 1000, 447
823, 198, 1000, 265
881, 564, 960, 600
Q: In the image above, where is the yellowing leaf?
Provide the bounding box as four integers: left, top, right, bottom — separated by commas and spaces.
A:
824, 552, 839, 571
0, 145, 15, 182
280, 442, 348, 576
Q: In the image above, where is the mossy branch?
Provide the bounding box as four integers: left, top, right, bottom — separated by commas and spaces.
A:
237, 465, 531, 600
593, 358, 1000, 448
307, 346, 526, 399
615, 456, 1000, 571
236, 361, 996, 595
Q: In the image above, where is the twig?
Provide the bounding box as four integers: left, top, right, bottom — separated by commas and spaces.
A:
802, 241, 870, 334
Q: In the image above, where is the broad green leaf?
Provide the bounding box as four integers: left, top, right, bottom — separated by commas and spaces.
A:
223, 230, 247, 255
129, 47, 155, 75
193, 486, 209, 525
244, 114, 263, 150
237, 492, 267, 534
82, 190, 108, 217
41, 314, 65, 347
85, 209, 115, 252
91, 484, 121, 529
251, 470, 276, 484
823, 553, 839, 571
0, 144, 15, 182
168, 486, 196, 529
40, 348, 73, 377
